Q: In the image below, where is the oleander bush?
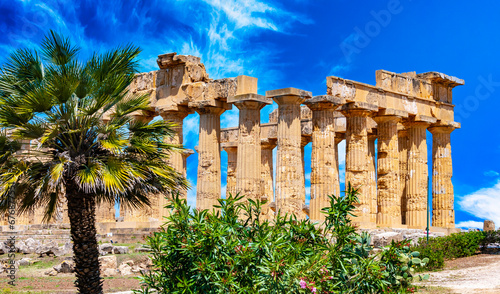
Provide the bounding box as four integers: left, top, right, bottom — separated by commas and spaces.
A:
136, 185, 427, 294
412, 230, 486, 271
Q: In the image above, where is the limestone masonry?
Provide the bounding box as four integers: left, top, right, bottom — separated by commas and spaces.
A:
3, 53, 464, 233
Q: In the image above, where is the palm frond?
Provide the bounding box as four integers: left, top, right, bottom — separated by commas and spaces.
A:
40, 30, 80, 66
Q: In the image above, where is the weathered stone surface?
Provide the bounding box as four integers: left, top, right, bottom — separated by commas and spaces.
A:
118, 260, 134, 276
53, 260, 75, 273
374, 116, 402, 227
99, 255, 117, 270
267, 88, 311, 219
484, 220, 496, 231
99, 243, 114, 254
305, 97, 342, 221
112, 246, 129, 255
429, 125, 456, 228
405, 121, 431, 227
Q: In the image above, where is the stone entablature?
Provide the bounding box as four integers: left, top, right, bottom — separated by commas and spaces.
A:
3, 52, 463, 233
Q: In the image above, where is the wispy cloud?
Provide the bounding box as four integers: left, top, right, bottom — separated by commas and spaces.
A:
458, 180, 500, 229
484, 170, 500, 177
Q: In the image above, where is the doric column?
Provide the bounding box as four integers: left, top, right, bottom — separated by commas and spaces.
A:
189, 100, 230, 211
429, 125, 457, 228
261, 138, 276, 220
229, 94, 272, 203
405, 120, 432, 227
341, 103, 377, 225
398, 128, 409, 225
367, 133, 377, 224
222, 144, 237, 198
304, 95, 344, 221
266, 88, 312, 219
159, 108, 193, 218
374, 115, 402, 227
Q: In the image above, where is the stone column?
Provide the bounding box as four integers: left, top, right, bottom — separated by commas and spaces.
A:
341, 103, 376, 225
266, 88, 312, 218
405, 120, 431, 227
429, 125, 457, 228
374, 116, 402, 227
261, 138, 276, 220
222, 144, 237, 198
159, 109, 193, 219
229, 94, 272, 203
190, 100, 230, 211
367, 133, 377, 224
305, 96, 343, 221
398, 128, 409, 225
160, 107, 193, 187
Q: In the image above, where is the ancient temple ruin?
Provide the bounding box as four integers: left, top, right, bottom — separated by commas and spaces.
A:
3, 53, 463, 232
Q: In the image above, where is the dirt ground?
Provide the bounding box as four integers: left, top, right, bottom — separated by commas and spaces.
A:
416, 253, 500, 294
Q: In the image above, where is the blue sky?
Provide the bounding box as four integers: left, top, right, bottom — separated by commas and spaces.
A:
1, 0, 499, 229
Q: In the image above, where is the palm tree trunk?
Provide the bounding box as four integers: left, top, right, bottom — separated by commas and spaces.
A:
66, 184, 103, 294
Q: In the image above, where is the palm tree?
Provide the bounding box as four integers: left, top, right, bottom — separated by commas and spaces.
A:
0, 31, 188, 293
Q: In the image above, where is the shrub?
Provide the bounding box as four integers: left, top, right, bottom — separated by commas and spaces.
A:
135, 185, 426, 294
412, 230, 485, 271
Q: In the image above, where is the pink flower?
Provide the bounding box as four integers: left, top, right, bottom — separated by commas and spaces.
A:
311, 287, 317, 293
299, 279, 307, 289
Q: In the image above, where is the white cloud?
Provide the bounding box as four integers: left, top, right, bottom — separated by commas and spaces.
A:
186, 186, 197, 209
484, 170, 500, 177
202, 0, 280, 31
456, 220, 484, 230
458, 180, 500, 229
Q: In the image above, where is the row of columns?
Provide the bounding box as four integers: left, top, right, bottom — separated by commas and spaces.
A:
89, 92, 455, 229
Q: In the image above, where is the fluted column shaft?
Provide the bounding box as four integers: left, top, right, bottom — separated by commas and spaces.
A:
223, 146, 237, 198
159, 110, 192, 218
235, 101, 267, 202
274, 97, 306, 218
196, 107, 225, 210
398, 129, 409, 225
429, 126, 455, 228
367, 134, 377, 224
261, 139, 276, 220
308, 106, 339, 221
374, 116, 401, 226
343, 109, 372, 224
405, 121, 430, 227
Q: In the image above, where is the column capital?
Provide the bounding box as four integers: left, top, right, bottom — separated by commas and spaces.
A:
373, 115, 403, 124
228, 93, 272, 110
304, 95, 345, 111
131, 112, 155, 123
261, 138, 277, 150
182, 148, 195, 159
221, 142, 237, 152
340, 102, 378, 117
189, 99, 231, 115
158, 105, 194, 120
403, 119, 432, 129
428, 121, 460, 134
266, 87, 312, 105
